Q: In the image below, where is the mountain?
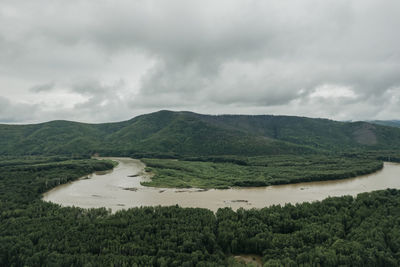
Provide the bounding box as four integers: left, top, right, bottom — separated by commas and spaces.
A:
1, 110, 400, 157
370, 120, 400, 128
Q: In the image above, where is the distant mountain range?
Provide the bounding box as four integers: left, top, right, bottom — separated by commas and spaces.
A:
1, 110, 400, 156
370, 120, 400, 128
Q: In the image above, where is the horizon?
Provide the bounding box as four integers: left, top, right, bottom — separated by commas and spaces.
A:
1, 1, 400, 123
0, 109, 398, 125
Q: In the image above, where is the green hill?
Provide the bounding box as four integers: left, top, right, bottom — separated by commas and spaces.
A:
370, 120, 400, 128
1, 110, 400, 157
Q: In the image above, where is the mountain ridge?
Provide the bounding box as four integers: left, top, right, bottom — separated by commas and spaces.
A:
1, 110, 400, 157
370, 120, 400, 128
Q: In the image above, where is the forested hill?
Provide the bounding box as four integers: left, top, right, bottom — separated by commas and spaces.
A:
370, 120, 400, 128
1, 110, 400, 156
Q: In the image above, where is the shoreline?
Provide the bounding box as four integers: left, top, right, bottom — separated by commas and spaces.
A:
42, 157, 400, 212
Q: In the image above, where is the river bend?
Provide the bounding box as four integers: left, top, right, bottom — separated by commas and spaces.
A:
42, 157, 400, 212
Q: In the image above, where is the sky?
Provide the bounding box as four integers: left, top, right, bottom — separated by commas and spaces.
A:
1, 0, 400, 123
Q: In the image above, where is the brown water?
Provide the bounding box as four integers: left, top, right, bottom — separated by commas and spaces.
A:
42, 157, 400, 212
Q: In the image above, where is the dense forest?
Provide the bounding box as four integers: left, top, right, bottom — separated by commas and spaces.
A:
2, 110, 400, 157
1, 156, 400, 266
2, 111, 400, 266
142, 155, 383, 188
370, 120, 400, 128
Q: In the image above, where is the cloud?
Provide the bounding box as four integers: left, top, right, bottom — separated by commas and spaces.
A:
0, 0, 400, 123
0, 96, 39, 123
310, 85, 358, 99
30, 82, 56, 92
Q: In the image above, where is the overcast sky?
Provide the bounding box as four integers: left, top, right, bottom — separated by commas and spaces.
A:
1, 0, 400, 123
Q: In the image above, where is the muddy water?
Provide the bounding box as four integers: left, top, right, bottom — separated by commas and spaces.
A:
42, 157, 400, 212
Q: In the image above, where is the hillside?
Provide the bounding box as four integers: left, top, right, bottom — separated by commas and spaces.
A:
370, 120, 400, 128
1, 110, 400, 157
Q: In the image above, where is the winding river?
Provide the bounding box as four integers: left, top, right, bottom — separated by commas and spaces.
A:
43, 157, 400, 212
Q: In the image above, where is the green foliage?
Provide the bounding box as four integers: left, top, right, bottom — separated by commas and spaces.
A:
0, 156, 115, 205
360, 150, 400, 163
370, 120, 400, 128
2, 110, 400, 157
216, 189, 400, 266
0, 157, 224, 266
141, 155, 383, 188
1, 157, 400, 266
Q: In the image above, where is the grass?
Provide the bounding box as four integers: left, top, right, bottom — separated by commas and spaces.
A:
141, 155, 383, 189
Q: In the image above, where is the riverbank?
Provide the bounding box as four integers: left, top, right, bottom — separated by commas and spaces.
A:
43, 157, 400, 212
141, 155, 384, 189
4, 155, 400, 266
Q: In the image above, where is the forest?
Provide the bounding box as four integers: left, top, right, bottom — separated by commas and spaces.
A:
3, 110, 400, 157
1, 156, 400, 266
141, 155, 383, 188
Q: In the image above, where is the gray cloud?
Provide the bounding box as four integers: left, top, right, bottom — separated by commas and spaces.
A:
30, 82, 55, 92
0, 0, 400, 123
0, 96, 39, 123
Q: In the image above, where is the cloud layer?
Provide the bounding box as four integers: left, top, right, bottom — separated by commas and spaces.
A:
1, 0, 400, 123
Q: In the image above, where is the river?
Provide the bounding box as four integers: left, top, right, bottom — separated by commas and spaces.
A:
42, 157, 400, 212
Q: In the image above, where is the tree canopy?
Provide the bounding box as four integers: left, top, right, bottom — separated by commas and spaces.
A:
1, 156, 400, 266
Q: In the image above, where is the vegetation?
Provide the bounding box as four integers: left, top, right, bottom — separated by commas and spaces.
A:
370, 120, 400, 128
1, 156, 400, 266
0, 156, 115, 205
2, 110, 400, 265
2, 110, 400, 157
141, 155, 383, 188
217, 189, 400, 266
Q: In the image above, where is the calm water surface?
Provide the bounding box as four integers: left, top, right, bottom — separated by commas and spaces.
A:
42, 157, 400, 212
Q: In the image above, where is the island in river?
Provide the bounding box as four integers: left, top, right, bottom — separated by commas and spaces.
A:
43, 157, 400, 212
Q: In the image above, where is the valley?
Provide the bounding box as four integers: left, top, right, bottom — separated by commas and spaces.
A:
43, 157, 400, 212
1, 154, 400, 266
2, 111, 400, 266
